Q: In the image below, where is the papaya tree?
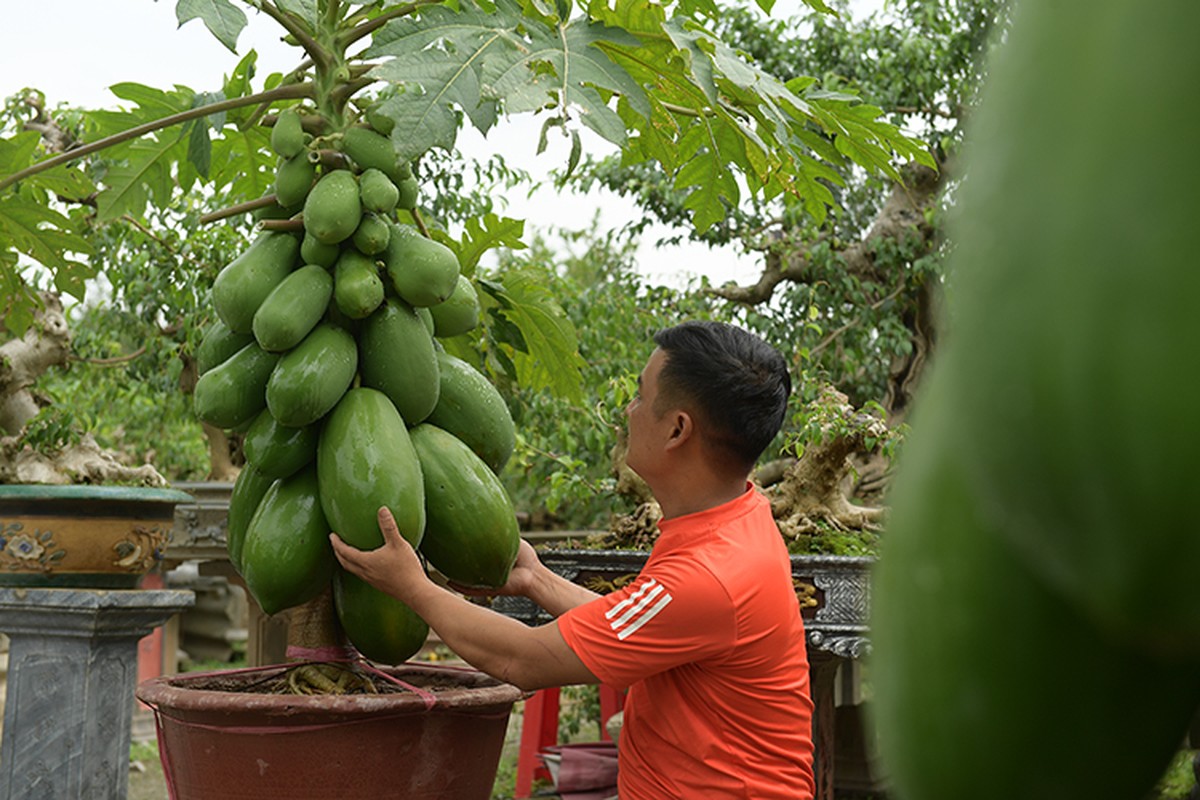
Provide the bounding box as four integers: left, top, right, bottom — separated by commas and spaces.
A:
0, 0, 931, 684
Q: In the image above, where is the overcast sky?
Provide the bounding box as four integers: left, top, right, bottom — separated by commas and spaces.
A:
0, 0, 820, 289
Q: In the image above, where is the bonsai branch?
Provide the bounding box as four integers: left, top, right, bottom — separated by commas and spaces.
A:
0, 293, 71, 435
708, 160, 944, 305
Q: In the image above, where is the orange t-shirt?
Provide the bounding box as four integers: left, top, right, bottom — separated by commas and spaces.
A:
557, 486, 815, 799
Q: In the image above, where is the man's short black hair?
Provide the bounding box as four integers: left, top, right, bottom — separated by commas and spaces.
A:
652, 321, 791, 473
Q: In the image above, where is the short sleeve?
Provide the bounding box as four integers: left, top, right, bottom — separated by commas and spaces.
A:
557, 557, 737, 690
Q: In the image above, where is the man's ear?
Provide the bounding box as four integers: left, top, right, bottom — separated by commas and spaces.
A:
665, 410, 694, 451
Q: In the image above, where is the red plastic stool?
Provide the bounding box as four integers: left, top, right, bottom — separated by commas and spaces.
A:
514, 684, 625, 798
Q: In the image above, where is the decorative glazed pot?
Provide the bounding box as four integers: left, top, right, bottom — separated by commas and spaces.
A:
137, 663, 527, 800
0, 485, 193, 588
495, 548, 875, 658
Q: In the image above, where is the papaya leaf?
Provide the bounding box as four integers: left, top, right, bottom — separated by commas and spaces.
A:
96, 135, 182, 221
187, 122, 213, 180
27, 166, 94, 202
275, 0, 318, 30
487, 11, 648, 145
367, 2, 527, 158
210, 127, 275, 201
176, 0, 248, 53
185, 91, 226, 180
0, 133, 41, 177
0, 195, 94, 278
223, 50, 259, 101
108, 83, 194, 122
453, 213, 526, 276
1, 133, 94, 201
0, 267, 40, 336
368, 0, 644, 157
481, 270, 585, 402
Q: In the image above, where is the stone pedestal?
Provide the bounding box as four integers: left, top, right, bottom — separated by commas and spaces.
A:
0, 587, 194, 800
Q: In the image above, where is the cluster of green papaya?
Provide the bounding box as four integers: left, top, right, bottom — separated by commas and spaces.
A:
193, 108, 520, 665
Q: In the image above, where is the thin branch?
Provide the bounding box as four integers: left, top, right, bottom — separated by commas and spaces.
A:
259, 1, 333, 73
71, 345, 147, 366
0, 84, 314, 193
199, 194, 280, 225
808, 281, 907, 360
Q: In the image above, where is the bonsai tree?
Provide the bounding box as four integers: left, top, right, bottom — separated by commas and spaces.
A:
0, 0, 930, 684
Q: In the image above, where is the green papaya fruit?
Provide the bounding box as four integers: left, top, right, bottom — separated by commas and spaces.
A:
358, 168, 399, 214
396, 177, 419, 211
871, 3, 1200, 800
333, 249, 385, 320
410, 424, 519, 588
351, 213, 390, 256
382, 223, 459, 307
303, 169, 362, 245
192, 342, 279, 430
270, 107, 305, 159
428, 274, 480, 338
274, 153, 317, 208
426, 350, 515, 474
395, 160, 413, 181
416, 306, 434, 336
241, 467, 335, 616
342, 126, 402, 181
300, 231, 340, 269
226, 464, 275, 573
242, 408, 318, 479
333, 569, 429, 665
317, 387, 425, 550
212, 232, 300, 334
365, 106, 395, 137
195, 318, 254, 376
358, 297, 439, 424
252, 264, 333, 353
265, 323, 357, 428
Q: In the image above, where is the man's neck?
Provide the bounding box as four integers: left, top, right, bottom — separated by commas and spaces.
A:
654, 473, 749, 520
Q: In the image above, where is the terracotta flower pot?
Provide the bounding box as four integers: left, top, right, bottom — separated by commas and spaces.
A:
0, 485, 192, 588
137, 663, 527, 800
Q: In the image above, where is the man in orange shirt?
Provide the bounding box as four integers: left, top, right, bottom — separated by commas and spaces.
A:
332, 321, 816, 799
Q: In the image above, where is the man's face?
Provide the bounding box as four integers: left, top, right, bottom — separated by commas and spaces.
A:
625, 348, 671, 481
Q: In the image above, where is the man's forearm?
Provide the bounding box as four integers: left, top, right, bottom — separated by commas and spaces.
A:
403, 579, 595, 691
526, 566, 602, 617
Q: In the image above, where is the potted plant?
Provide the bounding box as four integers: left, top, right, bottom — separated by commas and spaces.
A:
0, 293, 193, 586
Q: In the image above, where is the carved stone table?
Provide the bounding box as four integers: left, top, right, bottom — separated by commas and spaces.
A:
0, 587, 194, 800
493, 549, 874, 800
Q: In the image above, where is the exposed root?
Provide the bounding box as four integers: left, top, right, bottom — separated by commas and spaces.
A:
284, 662, 379, 696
